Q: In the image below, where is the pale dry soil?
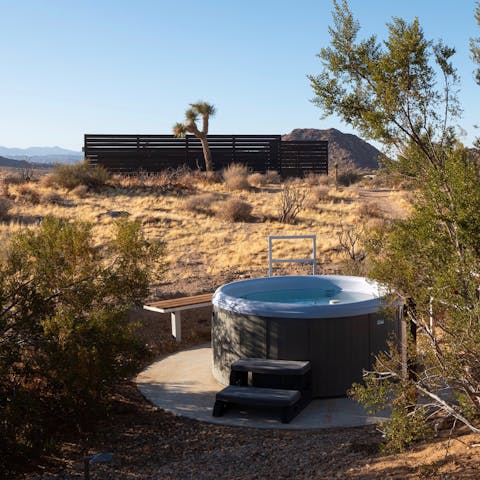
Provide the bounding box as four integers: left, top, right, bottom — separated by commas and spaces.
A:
6, 173, 479, 479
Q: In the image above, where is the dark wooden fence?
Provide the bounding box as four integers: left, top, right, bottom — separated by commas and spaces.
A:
83, 134, 328, 177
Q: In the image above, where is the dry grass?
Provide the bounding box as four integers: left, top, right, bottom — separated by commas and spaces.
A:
222, 163, 250, 190
215, 198, 253, 222
248, 172, 268, 187
0, 167, 410, 293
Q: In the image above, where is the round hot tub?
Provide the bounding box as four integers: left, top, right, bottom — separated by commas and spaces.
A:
212, 275, 400, 397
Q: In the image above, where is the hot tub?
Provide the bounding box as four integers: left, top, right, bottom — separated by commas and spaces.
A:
212, 275, 400, 397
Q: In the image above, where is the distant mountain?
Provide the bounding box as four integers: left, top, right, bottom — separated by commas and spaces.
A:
0, 146, 83, 165
0, 155, 53, 169
282, 128, 382, 170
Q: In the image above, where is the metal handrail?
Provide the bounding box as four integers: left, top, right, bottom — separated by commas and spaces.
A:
268, 235, 317, 276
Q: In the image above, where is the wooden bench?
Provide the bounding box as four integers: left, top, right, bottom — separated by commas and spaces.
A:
144, 293, 213, 342
212, 385, 303, 424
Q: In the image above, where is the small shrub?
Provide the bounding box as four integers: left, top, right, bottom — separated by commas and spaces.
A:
215, 198, 252, 222
16, 184, 41, 204
40, 191, 66, 205
223, 164, 250, 190
196, 170, 222, 185
71, 184, 89, 198
310, 186, 331, 203
264, 170, 281, 184
0, 197, 12, 220
112, 168, 195, 193
277, 181, 306, 223
337, 169, 362, 187
3, 172, 26, 186
183, 193, 216, 214
248, 172, 268, 187
358, 201, 383, 218
305, 172, 329, 186
49, 160, 110, 190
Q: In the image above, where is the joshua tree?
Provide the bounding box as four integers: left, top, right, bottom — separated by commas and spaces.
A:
173, 102, 216, 172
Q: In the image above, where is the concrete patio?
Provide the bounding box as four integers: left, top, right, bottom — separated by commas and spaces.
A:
135, 344, 389, 430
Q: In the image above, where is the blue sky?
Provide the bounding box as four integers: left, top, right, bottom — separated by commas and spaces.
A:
1, 0, 479, 151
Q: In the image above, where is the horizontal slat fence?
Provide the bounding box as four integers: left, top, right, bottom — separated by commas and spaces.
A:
84, 134, 327, 177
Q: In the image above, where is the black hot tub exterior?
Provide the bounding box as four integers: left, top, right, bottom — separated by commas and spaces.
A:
211, 276, 401, 398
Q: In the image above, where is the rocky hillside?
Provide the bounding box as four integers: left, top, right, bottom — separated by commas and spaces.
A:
0, 156, 52, 169
282, 128, 381, 170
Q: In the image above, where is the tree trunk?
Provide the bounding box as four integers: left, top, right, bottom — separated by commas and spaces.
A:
200, 136, 214, 172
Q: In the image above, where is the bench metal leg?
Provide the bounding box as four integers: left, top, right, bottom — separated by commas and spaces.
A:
171, 311, 181, 342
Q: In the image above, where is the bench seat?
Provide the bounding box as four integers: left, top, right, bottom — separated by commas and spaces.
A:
231, 358, 311, 376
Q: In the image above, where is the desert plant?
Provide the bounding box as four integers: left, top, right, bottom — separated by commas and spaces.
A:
173, 101, 216, 171
264, 170, 281, 184
40, 191, 66, 205
309, 186, 331, 203
183, 193, 216, 214
336, 225, 367, 275
0, 217, 165, 471
358, 201, 383, 218
215, 198, 252, 222
312, 0, 480, 450
223, 163, 250, 190
337, 169, 362, 187
70, 184, 89, 198
3, 172, 27, 186
0, 198, 12, 221
277, 181, 306, 223
304, 172, 329, 186
248, 172, 268, 188
16, 184, 41, 204
48, 160, 110, 190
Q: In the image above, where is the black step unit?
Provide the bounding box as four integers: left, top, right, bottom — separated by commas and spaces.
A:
212, 385, 302, 424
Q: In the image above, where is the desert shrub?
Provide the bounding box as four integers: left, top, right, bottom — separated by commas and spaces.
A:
337, 169, 362, 187
223, 163, 250, 190
264, 170, 281, 184
215, 198, 252, 222
0, 198, 12, 221
112, 167, 196, 193
310, 186, 331, 203
277, 181, 306, 223
305, 172, 329, 186
195, 170, 222, 185
183, 193, 216, 214
358, 201, 383, 218
3, 171, 29, 186
70, 184, 89, 198
336, 225, 367, 275
16, 184, 41, 204
248, 172, 268, 187
0, 217, 165, 472
40, 191, 66, 205
49, 160, 110, 190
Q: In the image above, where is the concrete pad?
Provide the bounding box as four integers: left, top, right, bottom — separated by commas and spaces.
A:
135, 344, 390, 430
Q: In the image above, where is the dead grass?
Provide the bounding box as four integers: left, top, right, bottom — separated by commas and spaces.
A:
222, 163, 250, 190
0, 167, 410, 291
215, 198, 253, 222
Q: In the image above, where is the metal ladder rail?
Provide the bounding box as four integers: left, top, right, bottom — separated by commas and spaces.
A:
268, 235, 317, 276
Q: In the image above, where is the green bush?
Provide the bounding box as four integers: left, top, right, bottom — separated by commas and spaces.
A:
48, 159, 110, 190
0, 216, 165, 473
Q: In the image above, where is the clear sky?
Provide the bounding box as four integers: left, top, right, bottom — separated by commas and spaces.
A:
1, 0, 479, 151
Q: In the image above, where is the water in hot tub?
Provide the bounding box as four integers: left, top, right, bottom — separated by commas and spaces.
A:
240, 288, 373, 305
